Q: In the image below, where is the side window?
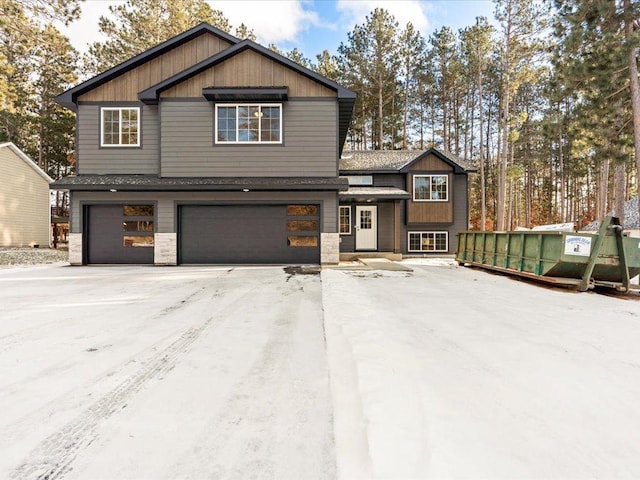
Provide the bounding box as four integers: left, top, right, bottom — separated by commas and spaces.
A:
101, 107, 140, 147
339, 206, 351, 234
413, 175, 448, 201
215, 104, 282, 144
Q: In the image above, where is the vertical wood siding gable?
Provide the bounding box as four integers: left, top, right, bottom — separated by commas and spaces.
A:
77, 34, 233, 102
160, 49, 337, 99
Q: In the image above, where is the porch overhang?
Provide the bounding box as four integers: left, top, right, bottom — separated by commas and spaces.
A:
50, 175, 349, 192
339, 186, 411, 201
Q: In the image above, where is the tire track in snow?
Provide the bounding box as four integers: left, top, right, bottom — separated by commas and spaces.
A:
10, 316, 213, 480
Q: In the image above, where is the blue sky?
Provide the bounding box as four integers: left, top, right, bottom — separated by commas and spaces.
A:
62, 0, 496, 58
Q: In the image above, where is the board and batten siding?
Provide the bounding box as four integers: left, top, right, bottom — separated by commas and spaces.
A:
76, 104, 159, 175
160, 99, 337, 177
70, 191, 338, 234
77, 33, 232, 103
0, 146, 50, 247
160, 49, 336, 99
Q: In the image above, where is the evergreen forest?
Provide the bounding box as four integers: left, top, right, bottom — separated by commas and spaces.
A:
1, 0, 639, 230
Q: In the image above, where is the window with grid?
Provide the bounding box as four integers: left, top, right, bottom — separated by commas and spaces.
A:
339, 206, 351, 234
408, 232, 448, 252
413, 175, 448, 201
101, 107, 140, 147
215, 104, 282, 144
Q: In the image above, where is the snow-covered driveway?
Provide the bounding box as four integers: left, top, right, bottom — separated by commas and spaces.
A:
323, 264, 640, 479
0, 266, 334, 480
2, 263, 640, 480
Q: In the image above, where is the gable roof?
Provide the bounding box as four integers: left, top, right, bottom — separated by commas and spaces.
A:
0, 142, 54, 183
138, 39, 356, 156
339, 148, 476, 174
55, 23, 239, 111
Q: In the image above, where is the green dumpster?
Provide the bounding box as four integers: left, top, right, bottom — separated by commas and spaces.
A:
456, 216, 640, 292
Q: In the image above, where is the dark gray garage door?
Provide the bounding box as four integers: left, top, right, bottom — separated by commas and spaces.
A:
86, 205, 155, 264
179, 204, 320, 264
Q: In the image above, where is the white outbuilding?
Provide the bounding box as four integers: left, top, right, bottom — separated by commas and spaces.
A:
0, 142, 53, 247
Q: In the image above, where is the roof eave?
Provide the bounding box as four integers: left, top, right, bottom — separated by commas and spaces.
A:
398, 147, 473, 174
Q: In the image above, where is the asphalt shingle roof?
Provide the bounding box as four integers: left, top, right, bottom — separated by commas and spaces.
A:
339, 151, 420, 171
50, 175, 348, 191
339, 148, 475, 172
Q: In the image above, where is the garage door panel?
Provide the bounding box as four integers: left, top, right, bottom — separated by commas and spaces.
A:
179, 205, 319, 264
87, 205, 154, 264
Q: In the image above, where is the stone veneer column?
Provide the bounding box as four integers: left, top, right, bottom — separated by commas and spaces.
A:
154, 233, 177, 265
320, 233, 340, 265
68, 233, 83, 265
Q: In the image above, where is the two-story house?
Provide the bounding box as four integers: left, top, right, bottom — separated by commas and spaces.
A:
53, 23, 355, 265
52, 23, 473, 265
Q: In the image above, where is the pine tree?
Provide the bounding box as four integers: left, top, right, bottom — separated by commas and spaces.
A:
312, 50, 339, 81
286, 48, 310, 68
494, 0, 548, 230
338, 8, 400, 149
460, 17, 495, 230
398, 23, 426, 149
554, 0, 638, 224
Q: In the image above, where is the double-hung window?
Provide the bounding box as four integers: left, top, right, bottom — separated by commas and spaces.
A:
215, 104, 282, 144
413, 174, 448, 201
101, 107, 140, 147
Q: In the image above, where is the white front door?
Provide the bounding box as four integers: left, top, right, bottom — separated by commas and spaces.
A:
355, 205, 377, 250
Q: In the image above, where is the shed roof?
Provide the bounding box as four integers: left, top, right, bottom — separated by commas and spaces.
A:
339, 187, 411, 200
0, 142, 53, 183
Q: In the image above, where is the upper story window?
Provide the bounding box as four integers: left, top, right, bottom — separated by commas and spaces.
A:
101, 107, 140, 147
215, 104, 282, 144
413, 174, 448, 201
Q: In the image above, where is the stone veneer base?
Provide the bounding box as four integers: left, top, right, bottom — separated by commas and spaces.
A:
154, 233, 177, 265
320, 233, 340, 265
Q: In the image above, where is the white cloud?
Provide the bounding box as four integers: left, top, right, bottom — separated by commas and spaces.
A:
336, 0, 430, 31
211, 1, 322, 45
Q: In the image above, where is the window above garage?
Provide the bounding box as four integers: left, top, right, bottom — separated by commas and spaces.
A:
215, 104, 282, 144
101, 107, 140, 147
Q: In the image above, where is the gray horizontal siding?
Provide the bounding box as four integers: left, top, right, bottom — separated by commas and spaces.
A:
378, 203, 394, 251
160, 100, 337, 177
373, 173, 405, 189
77, 104, 159, 175
71, 191, 337, 234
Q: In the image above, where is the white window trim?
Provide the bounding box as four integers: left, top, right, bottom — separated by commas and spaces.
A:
100, 107, 141, 147
407, 231, 449, 253
215, 103, 283, 144
413, 174, 449, 202
339, 205, 351, 235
